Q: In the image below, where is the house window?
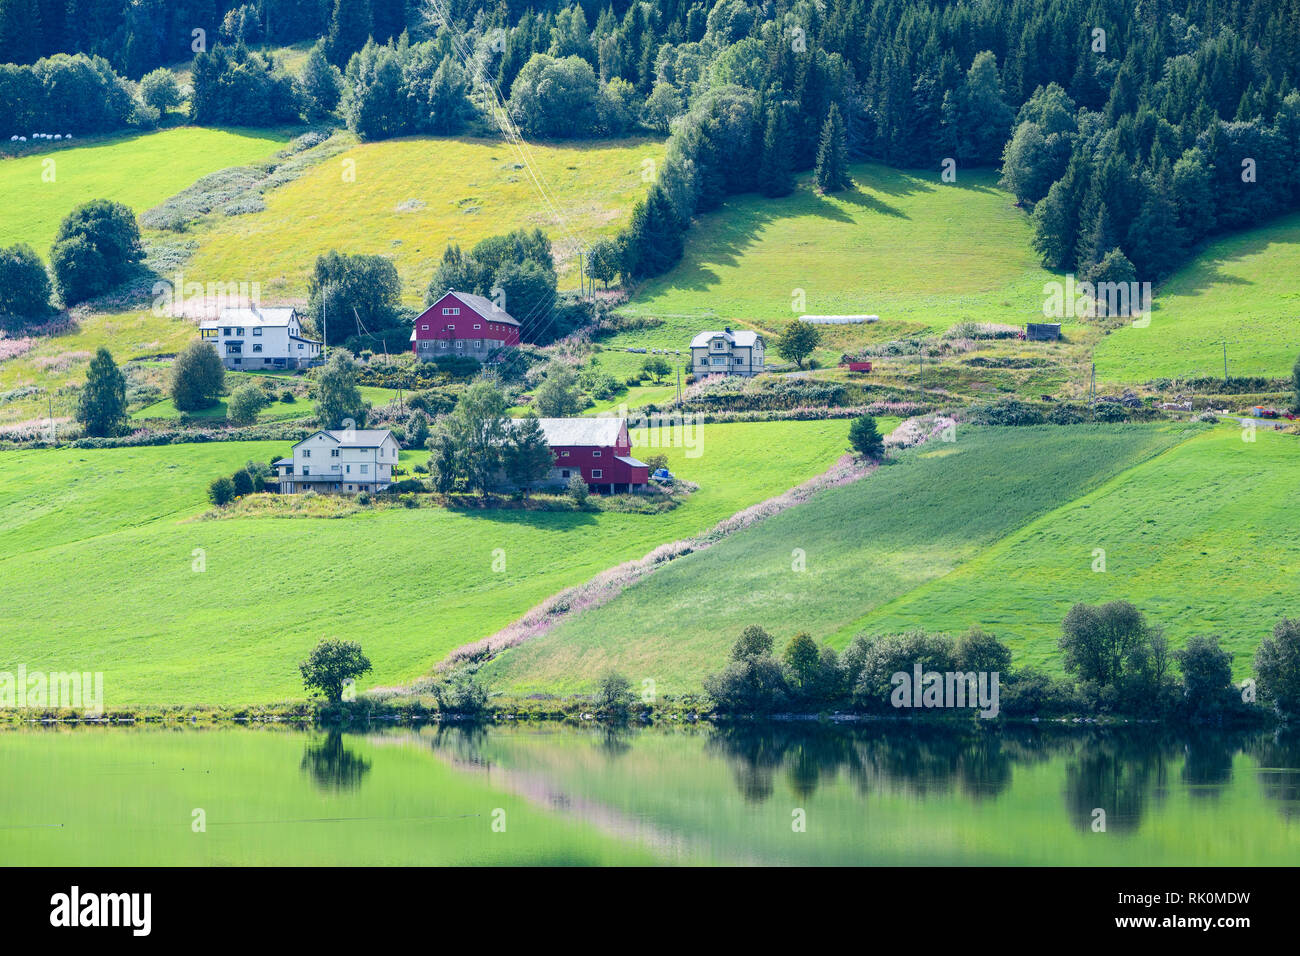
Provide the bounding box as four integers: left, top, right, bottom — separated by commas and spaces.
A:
360, 464, 368, 474
303, 449, 311, 458
560, 450, 570, 457
346, 465, 351, 474
331, 464, 340, 472
420, 324, 429, 331
591, 469, 602, 479
711, 355, 726, 365
438, 340, 447, 348
560, 469, 570, 479
227, 343, 241, 354
442, 307, 459, 315
473, 340, 482, 349
253, 328, 262, 336
302, 467, 310, 475
237, 328, 245, 335
473, 324, 481, 330
222, 327, 232, 335
232, 358, 241, 365
252, 344, 262, 352
592, 450, 601, 457
297, 344, 303, 350
331, 449, 339, 457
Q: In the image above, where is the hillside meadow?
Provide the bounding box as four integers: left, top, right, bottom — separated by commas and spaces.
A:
850, 425, 1300, 673
183, 136, 666, 305
482, 423, 1192, 696
0, 127, 292, 254
0, 419, 852, 707
595, 164, 1062, 379
1094, 212, 1300, 383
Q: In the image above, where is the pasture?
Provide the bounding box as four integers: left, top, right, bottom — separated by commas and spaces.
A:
0, 419, 851, 707
0, 127, 292, 254
1094, 212, 1300, 383
480, 423, 1206, 695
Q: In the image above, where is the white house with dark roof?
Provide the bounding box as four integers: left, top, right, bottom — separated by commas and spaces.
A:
690, 327, 765, 377
199, 307, 322, 370
275, 429, 400, 494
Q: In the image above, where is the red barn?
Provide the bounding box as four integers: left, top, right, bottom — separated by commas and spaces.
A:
524, 418, 649, 493
410, 290, 521, 362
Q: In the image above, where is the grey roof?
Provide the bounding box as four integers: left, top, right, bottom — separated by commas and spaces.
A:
272, 457, 293, 466
690, 329, 762, 348
517, 417, 626, 447
441, 290, 519, 326
614, 454, 648, 468
203, 307, 299, 328
294, 429, 396, 449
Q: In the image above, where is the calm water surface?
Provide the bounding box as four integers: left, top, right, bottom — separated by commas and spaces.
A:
2, 723, 1298, 865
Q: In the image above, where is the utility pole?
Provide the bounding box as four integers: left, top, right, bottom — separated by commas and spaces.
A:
919, 347, 924, 392
1090, 363, 1096, 404
47, 392, 57, 446
1223, 341, 1229, 383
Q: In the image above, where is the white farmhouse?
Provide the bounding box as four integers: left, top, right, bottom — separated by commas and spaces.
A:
199, 307, 322, 370
275, 430, 400, 494
690, 328, 765, 377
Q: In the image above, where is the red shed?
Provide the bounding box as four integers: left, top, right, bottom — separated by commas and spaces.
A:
845, 361, 873, 373
526, 417, 649, 493
410, 290, 521, 362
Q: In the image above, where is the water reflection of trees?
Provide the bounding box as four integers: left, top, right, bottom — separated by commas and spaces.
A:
704, 723, 1294, 829
300, 732, 372, 792
1247, 730, 1300, 820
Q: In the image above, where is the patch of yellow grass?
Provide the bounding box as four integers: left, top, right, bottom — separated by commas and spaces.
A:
184, 135, 666, 305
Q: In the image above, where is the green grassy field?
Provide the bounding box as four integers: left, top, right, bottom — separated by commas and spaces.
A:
851, 425, 1300, 672
0, 420, 851, 707
482, 423, 1237, 695
184, 136, 665, 305
0, 127, 292, 254
1095, 212, 1300, 383
593, 164, 1061, 379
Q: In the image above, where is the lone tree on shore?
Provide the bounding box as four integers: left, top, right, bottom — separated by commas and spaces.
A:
299, 639, 373, 704
848, 414, 884, 460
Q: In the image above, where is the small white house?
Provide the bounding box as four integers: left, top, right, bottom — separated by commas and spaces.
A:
275, 430, 400, 494
690, 328, 765, 377
199, 307, 322, 370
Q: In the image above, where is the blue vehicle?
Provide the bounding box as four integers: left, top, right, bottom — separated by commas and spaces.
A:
651, 467, 674, 484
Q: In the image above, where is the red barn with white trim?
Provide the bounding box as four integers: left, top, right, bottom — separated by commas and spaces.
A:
410, 290, 521, 362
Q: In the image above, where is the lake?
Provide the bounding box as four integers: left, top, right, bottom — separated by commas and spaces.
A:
2, 722, 1298, 865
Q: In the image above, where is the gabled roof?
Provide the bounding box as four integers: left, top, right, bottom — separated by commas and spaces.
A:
433, 290, 519, 326
292, 429, 396, 449
690, 329, 762, 348
202, 307, 299, 329
516, 417, 626, 447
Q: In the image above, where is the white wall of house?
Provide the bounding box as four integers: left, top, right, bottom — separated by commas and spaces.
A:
200, 311, 321, 369
690, 333, 765, 377
280, 432, 400, 494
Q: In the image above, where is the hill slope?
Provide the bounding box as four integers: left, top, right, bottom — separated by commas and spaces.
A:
481, 423, 1195, 695
1095, 212, 1300, 383
0, 127, 291, 254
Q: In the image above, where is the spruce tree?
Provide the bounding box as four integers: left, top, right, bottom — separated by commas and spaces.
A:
758, 105, 795, 198
814, 104, 851, 194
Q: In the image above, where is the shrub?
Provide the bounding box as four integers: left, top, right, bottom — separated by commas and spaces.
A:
50, 200, 143, 305
967, 398, 1046, 426
0, 244, 53, 326
567, 472, 589, 505
226, 382, 268, 425
1174, 635, 1236, 719
208, 475, 235, 506
1255, 618, 1300, 719
595, 671, 635, 717
231, 468, 254, 497
169, 341, 225, 411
